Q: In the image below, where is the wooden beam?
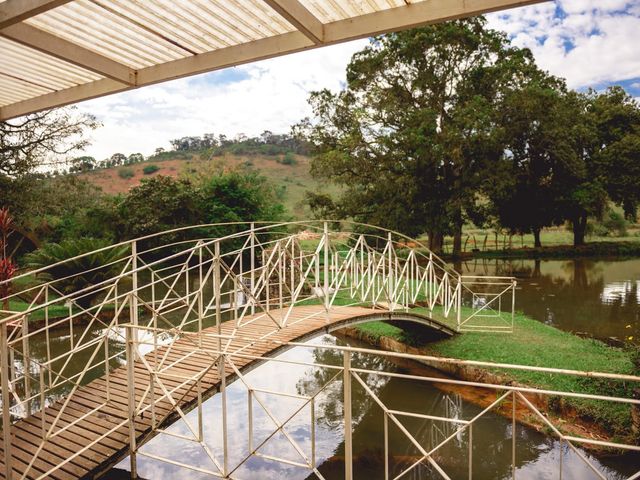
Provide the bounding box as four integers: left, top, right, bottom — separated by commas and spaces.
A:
0, 0, 71, 29
1, 23, 135, 85
324, 0, 549, 42
262, 0, 324, 44
0, 0, 551, 120
0, 32, 313, 120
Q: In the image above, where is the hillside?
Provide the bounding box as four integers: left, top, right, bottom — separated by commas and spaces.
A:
79, 152, 336, 218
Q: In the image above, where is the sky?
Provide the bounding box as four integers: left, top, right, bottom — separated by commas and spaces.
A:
76, 0, 640, 160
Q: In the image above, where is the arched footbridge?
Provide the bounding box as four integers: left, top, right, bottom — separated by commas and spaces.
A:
2, 222, 633, 480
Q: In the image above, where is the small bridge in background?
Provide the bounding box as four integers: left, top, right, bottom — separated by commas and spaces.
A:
0, 221, 637, 480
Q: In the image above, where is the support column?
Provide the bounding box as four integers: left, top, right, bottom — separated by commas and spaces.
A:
126, 325, 137, 479
343, 351, 352, 480
323, 222, 329, 311
1, 321, 13, 480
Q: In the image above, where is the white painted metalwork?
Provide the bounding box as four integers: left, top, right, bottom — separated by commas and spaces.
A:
0, 0, 551, 119
0, 221, 635, 479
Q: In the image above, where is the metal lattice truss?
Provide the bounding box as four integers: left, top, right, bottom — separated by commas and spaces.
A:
0, 222, 635, 480
0, 0, 550, 120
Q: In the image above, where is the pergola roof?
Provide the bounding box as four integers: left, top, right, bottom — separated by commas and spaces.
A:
0, 0, 546, 121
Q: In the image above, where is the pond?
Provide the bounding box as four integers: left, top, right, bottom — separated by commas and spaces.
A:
105, 334, 636, 480
453, 257, 640, 343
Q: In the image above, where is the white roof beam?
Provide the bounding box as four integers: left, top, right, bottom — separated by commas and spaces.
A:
0, 31, 312, 120
0, 0, 72, 29
262, 0, 324, 44
325, 0, 548, 42
0, 0, 551, 120
1, 23, 136, 85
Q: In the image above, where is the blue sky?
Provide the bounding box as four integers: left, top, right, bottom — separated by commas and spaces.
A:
78, 0, 640, 159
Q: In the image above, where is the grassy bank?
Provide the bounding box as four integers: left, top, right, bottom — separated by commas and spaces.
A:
354, 309, 637, 441
454, 240, 640, 260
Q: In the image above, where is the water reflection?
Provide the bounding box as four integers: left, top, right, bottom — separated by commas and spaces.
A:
454, 258, 640, 342
106, 335, 636, 479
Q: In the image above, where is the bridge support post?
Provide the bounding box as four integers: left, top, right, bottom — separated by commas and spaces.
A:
323, 222, 329, 312
343, 350, 353, 480
126, 325, 137, 479
1, 321, 13, 480
130, 241, 139, 342
250, 223, 255, 316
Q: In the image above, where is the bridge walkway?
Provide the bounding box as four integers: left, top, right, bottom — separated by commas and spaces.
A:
0, 305, 455, 479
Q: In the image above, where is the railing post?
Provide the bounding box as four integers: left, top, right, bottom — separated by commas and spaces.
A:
250, 223, 255, 316
343, 350, 353, 480
1, 321, 13, 480
457, 275, 462, 332
125, 325, 137, 479
214, 242, 222, 344
323, 222, 329, 311
130, 241, 139, 342
511, 279, 517, 332
219, 354, 229, 476
22, 314, 31, 417
512, 390, 516, 479
387, 232, 393, 309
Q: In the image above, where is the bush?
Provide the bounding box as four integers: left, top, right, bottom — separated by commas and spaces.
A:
24, 238, 128, 308
118, 168, 134, 179
281, 152, 297, 165
603, 211, 628, 237
142, 164, 160, 175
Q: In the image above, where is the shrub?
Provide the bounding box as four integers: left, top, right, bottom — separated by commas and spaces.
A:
118, 168, 134, 179
281, 152, 297, 165
142, 164, 160, 175
24, 238, 128, 308
603, 211, 628, 237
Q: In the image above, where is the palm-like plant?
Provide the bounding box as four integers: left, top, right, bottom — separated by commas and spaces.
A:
24, 238, 129, 308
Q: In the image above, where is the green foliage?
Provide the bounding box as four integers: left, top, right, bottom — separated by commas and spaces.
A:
300, 18, 549, 254
115, 176, 202, 242
118, 168, 134, 179
200, 170, 285, 225
24, 238, 128, 307
142, 164, 160, 175
280, 152, 298, 165
601, 210, 629, 237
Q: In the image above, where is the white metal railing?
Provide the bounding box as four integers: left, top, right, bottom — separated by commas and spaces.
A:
123, 325, 640, 480
0, 221, 516, 479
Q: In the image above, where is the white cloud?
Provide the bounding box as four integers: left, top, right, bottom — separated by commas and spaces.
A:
78, 40, 366, 159
79, 2, 640, 159
486, 1, 640, 89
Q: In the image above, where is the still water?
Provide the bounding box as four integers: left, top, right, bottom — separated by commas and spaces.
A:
453, 258, 640, 342
106, 334, 636, 480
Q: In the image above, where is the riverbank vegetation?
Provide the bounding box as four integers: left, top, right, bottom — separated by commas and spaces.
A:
351, 311, 637, 442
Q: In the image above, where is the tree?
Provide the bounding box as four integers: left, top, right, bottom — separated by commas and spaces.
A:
0, 108, 99, 177
299, 19, 543, 254
588, 87, 640, 221
109, 153, 126, 166
487, 82, 577, 247
115, 176, 202, 242
70, 156, 96, 172
200, 170, 285, 225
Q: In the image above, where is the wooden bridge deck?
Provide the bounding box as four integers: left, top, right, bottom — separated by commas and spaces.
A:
0, 305, 455, 480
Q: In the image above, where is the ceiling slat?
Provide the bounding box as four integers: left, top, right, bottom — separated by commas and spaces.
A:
0, 0, 72, 28
1, 23, 134, 84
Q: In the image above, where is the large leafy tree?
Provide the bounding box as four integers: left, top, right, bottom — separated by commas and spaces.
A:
0, 108, 99, 177
300, 18, 544, 254
588, 87, 640, 222
487, 82, 580, 247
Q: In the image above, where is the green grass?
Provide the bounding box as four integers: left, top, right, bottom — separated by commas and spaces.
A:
354, 308, 637, 439
5, 299, 71, 321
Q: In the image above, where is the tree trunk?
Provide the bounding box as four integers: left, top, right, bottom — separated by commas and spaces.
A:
452, 230, 462, 258
533, 228, 542, 248
573, 214, 587, 246
428, 231, 444, 253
